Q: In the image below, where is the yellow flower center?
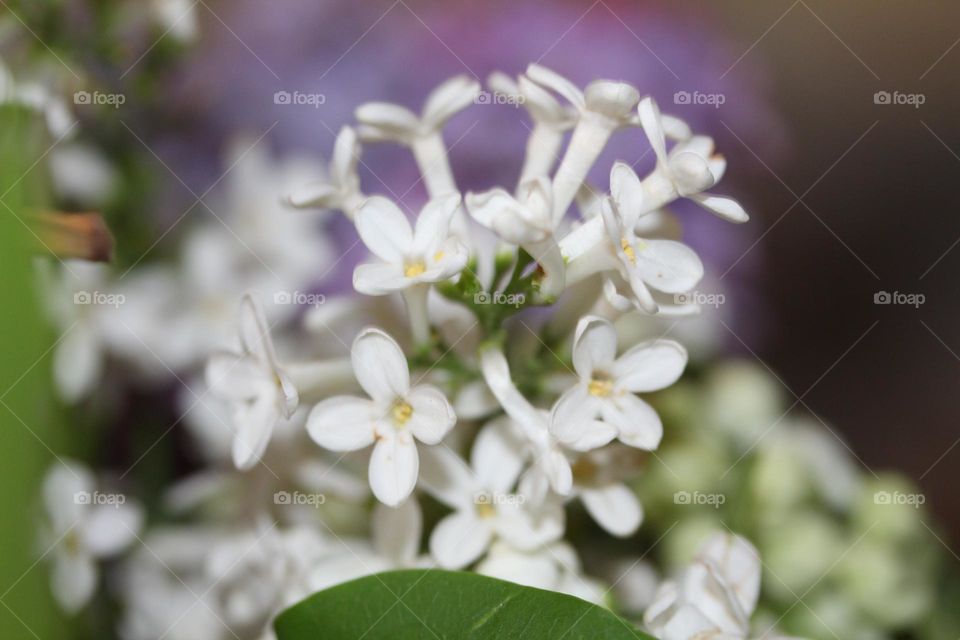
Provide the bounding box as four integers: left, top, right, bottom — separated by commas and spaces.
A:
404, 261, 426, 277
433, 250, 445, 262
391, 399, 413, 426
475, 498, 497, 519
620, 237, 636, 264
588, 374, 614, 398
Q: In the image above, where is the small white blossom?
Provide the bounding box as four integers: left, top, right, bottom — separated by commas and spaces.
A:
353, 194, 469, 343
419, 420, 565, 569
306, 327, 456, 506
559, 315, 687, 450
206, 294, 298, 470
288, 125, 365, 216
644, 532, 804, 640
42, 462, 143, 613
637, 97, 748, 223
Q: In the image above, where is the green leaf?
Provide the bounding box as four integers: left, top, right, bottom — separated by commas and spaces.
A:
274, 569, 655, 640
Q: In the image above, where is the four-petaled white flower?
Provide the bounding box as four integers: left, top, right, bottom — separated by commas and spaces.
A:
306, 327, 456, 506
637, 97, 749, 223
206, 294, 298, 470
42, 462, 143, 613
353, 194, 469, 343
419, 420, 565, 569
288, 125, 364, 216
525, 63, 640, 223
644, 532, 801, 640
562, 162, 705, 314
560, 315, 687, 450
466, 177, 565, 299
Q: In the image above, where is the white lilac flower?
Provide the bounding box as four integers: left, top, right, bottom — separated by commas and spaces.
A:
479, 347, 617, 502
465, 176, 565, 299
525, 64, 640, 223
306, 327, 456, 506
643, 532, 803, 640
42, 462, 143, 613
205, 294, 298, 470
355, 75, 480, 237
288, 125, 365, 216
418, 420, 565, 569
477, 540, 607, 606
562, 164, 705, 314
487, 71, 576, 186
559, 315, 687, 450
352, 194, 469, 344
637, 97, 748, 223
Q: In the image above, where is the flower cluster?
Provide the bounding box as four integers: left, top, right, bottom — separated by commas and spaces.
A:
37, 67, 829, 640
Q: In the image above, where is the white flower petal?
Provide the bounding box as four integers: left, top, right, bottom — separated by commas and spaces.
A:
405, 384, 456, 445
429, 510, 491, 569
412, 193, 461, 257
331, 125, 360, 186
549, 389, 614, 450
580, 483, 642, 537
635, 238, 704, 294
601, 394, 663, 450
696, 532, 762, 618
542, 448, 574, 495
638, 97, 668, 166
306, 396, 377, 451
51, 550, 97, 614
418, 444, 480, 510
205, 352, 265, 401
53, 321, 101, 403
494, 500, 565, 550
479, 347, 547, 440
422, 75, 481, 130
238, 294, 278, 368
613, 339, 688, 392
372, 498, 422, 566
231, 394, 279, 470
354, 102, 420, 142
82, 502, 143, 557
583, 80, 639, 120
688, 192, 749, 223
572, 315, 618, 378
525, 64, 585, 110
610, 162, 646, 221
288, 181, 337, 208
668, 151, 716, 196
369, 432, 419, 507
355, 196, 414, 263
351, 327, 410, 404
353, 261, 410, 295
471, 419, 526, 494
43, 462, 94, 533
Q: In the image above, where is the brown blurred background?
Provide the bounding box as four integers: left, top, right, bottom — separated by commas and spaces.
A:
699, 0, 960, 537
